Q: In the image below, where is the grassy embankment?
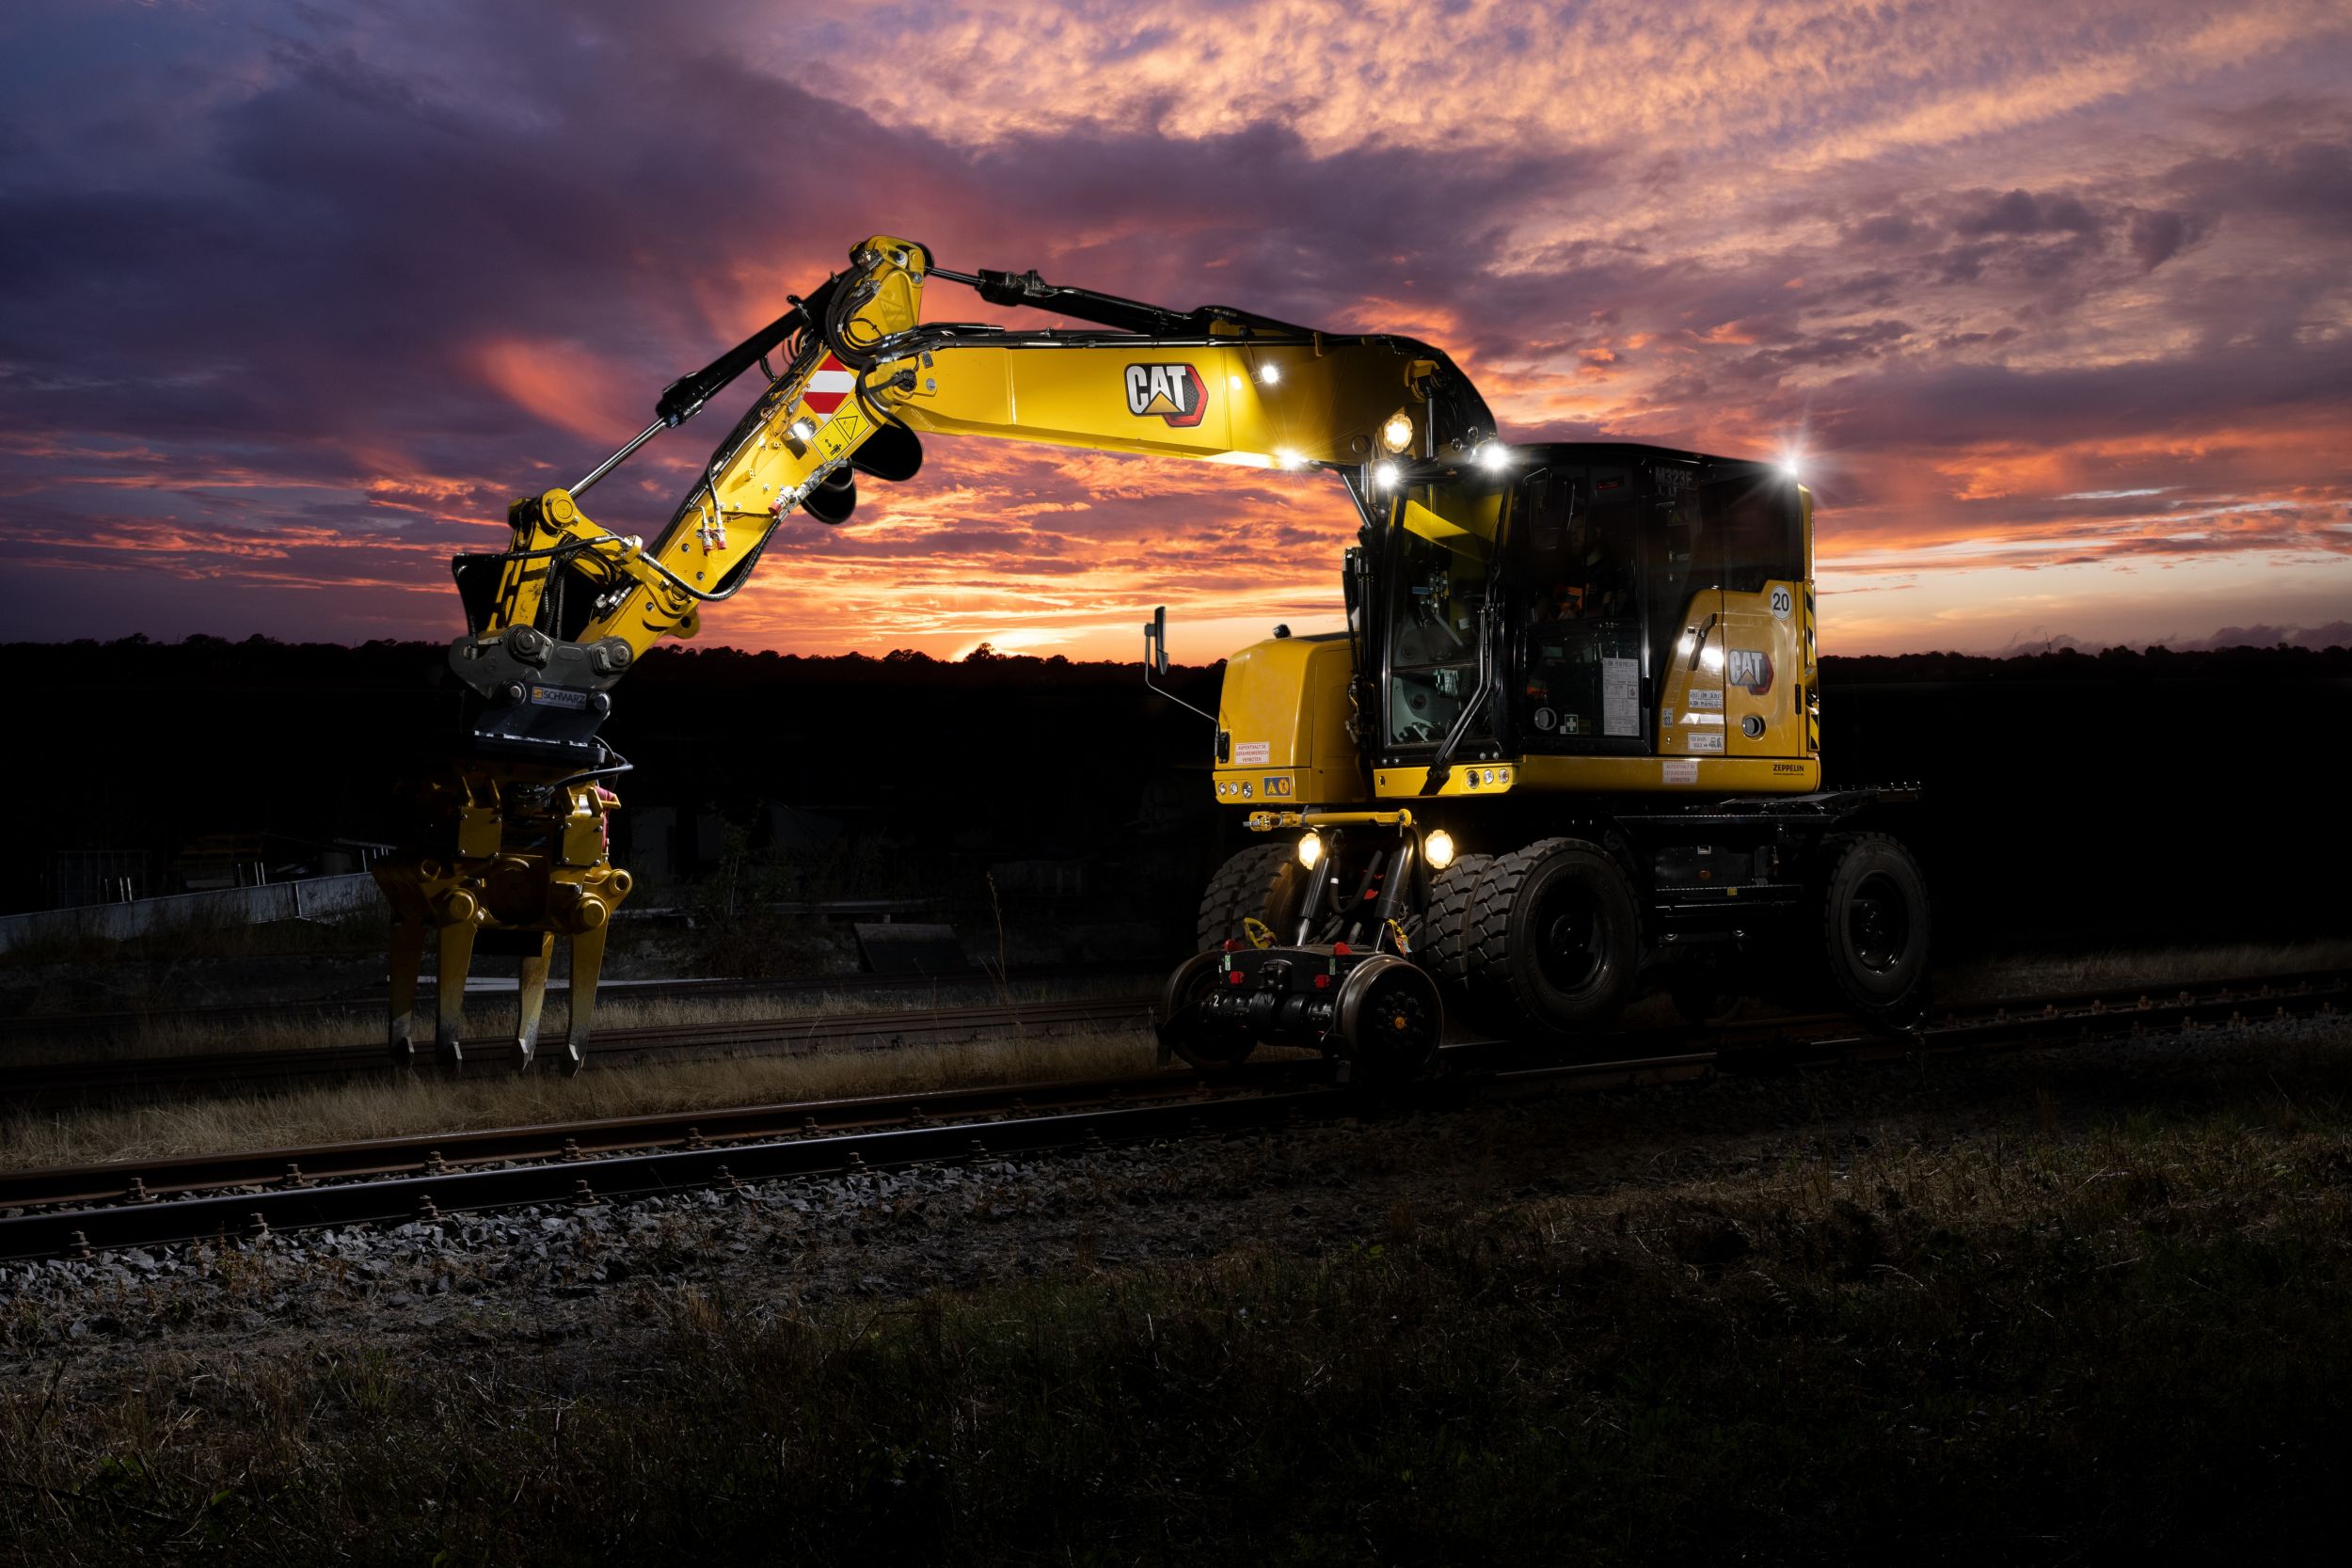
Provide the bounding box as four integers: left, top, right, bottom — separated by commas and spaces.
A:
8, 937, 2348, 1172
0, 1022, 1161, 1172
5, 1022, 2350, 1563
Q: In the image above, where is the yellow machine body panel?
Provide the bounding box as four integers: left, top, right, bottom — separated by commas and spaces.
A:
1211, 633, 1370, 808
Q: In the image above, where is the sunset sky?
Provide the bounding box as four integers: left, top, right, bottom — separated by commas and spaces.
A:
3, 0, 2348, 662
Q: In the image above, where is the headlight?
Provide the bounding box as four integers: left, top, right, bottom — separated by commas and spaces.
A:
1380, 411, 1415, 452
1296, 831, 1324, 869
1474, 441, 1509, 471
1260, 363, 1282, 386
1424, 830, 1456, 870
1372, 460, 1400, 489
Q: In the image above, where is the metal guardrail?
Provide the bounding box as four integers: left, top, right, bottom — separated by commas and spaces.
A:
0, 873, 383, 954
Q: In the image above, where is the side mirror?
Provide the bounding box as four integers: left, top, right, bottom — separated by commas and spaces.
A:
1144, 605, 1170, 676
1140, 604, 1216, 726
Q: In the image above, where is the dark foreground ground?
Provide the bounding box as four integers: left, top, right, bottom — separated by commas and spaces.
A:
7, 1010, 2349, 1563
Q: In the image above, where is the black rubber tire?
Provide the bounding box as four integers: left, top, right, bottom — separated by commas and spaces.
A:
1194, 843, 1311, 952
1418, 851, 1494, 995
1810, 832, 1931, 1031
1464, 836, 1642, 1040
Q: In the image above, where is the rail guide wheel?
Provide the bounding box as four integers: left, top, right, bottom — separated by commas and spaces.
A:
1332, 955, 1445, 1082
1157, 949, 1259, 1069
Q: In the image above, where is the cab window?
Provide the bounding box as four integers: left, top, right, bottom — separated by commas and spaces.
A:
1384, 509, 1490, 748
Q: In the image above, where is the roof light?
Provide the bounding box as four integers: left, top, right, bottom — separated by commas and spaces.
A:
1259, 363, 1282, 386
1475, 441, 1510, 472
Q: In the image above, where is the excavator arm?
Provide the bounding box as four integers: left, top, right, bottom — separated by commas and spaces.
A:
376, 235, 1492, 1070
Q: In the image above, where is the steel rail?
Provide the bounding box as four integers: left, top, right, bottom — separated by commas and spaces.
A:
1, 969, 2341, 1263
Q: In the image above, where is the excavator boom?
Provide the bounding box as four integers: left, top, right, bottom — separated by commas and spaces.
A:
378, 235, 1492, 1070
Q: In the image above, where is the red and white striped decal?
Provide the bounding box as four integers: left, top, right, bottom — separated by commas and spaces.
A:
803, 354, 855, 416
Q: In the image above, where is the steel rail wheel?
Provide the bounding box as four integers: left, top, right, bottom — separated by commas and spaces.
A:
1156, 949, 1258, 1069
1333, 955, 1445, 1082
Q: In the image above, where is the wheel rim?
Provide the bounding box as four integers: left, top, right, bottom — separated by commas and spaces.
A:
1847, 871, 1911, 974
1533, 881, 1606, 993
1358, 973, 1438, 1073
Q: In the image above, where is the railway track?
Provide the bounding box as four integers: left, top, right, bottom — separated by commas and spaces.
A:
0, 992, 1159, 1107
1, 968, 2341, 1264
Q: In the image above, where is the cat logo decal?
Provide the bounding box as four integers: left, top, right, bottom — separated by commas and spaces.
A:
1124, 363, 1208, 427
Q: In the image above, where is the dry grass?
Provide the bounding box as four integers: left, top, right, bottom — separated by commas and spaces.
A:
1933, 934, 2352, 1006
0, 1025, 1160, 1173
7, 1022, 2352, 1562
0, 975, 1149, 1067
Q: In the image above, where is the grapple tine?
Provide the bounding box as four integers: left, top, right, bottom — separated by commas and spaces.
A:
386, 913, 425, 1069
435, 914, 477, 1072
557, 920, 609, 1076
514, 931, 556, 1070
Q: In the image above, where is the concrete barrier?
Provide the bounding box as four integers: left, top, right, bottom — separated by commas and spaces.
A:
0, 874, 385, 955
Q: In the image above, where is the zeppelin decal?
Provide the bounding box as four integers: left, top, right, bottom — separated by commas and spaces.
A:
1125, 363, 1208, 427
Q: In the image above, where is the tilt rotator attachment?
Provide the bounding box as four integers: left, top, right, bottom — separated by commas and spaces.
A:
373, 614, 639, 1074
1157, 811, 1446, 1083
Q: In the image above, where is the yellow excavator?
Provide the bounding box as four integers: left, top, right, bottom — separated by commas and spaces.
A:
377, 234, 1929, 1075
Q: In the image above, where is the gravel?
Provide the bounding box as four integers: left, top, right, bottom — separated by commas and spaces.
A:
3, 1008, 2344, 1384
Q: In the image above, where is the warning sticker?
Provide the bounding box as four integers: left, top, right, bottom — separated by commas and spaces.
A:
1663, 759, 1699, 784
1602, 657, 1639, 736
803, 354, 855, 415
1233, 741, 1271, 766
1687, 688, 1724, 710
1688, 732, 1724, 753
817, 404, 866, 459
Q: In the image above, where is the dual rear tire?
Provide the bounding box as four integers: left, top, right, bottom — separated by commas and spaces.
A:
1802, 832, 1931, 1031
1195, 842, 1311, 952
1459, 837, 1643, 1042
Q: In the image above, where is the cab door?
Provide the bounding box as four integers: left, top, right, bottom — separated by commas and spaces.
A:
1702, 472, 1806, 760
1646, 466, 1726, 761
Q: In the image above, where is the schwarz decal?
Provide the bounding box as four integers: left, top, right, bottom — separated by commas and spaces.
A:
529, 685, 589, 709
1125, 363, 1208, 427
